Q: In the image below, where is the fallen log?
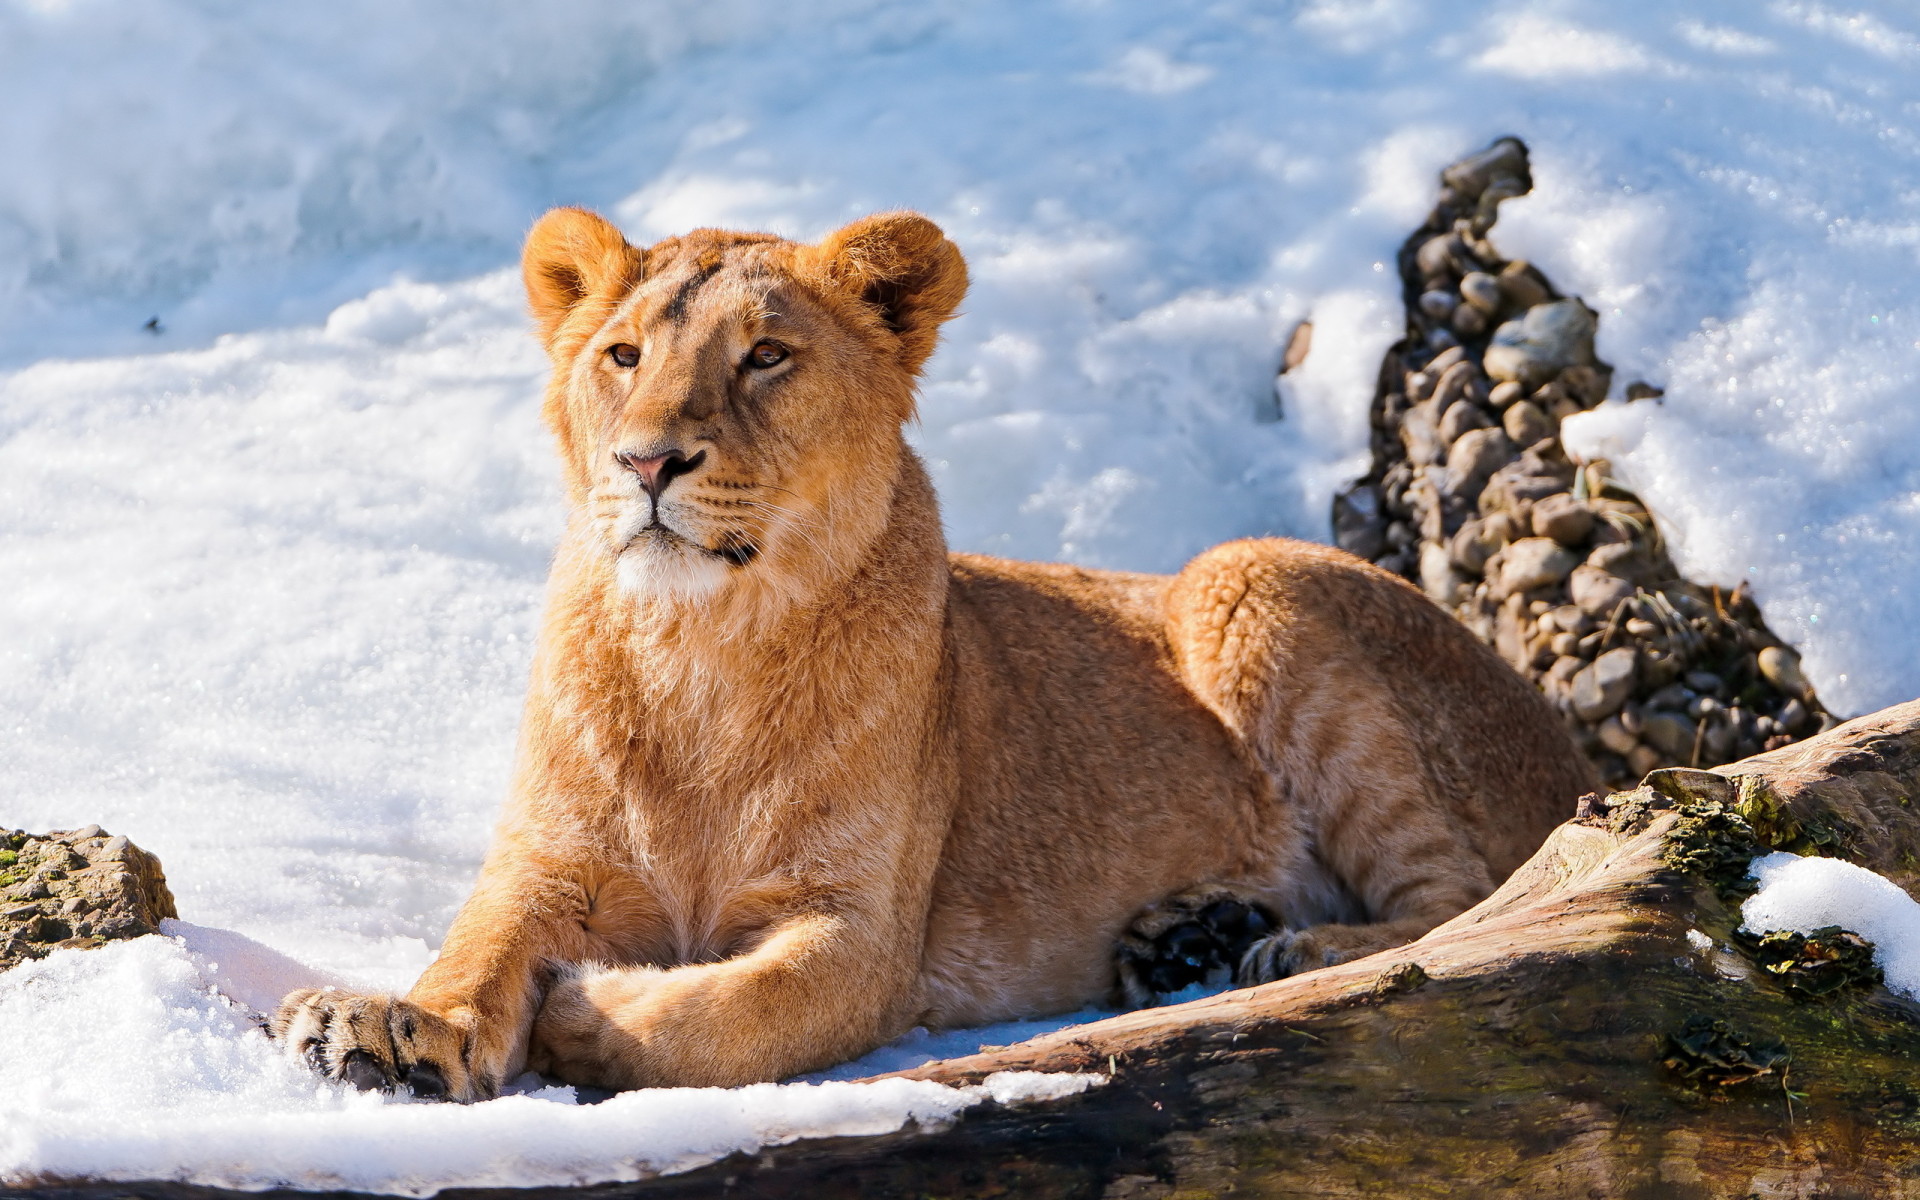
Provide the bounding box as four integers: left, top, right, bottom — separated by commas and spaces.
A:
28, 701, 1920, 1200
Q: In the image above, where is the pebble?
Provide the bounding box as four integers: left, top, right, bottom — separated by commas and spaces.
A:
1482, 299, 1598, 387
1400, 401, 1445, 466
1683, 670, 1723, 696
1597, 715, 1639, 756
1416, 234, 1464, 281
1559, 364, 1608, 407
1431, 360, 1482, 411
1626, 381, 1665, 401
1628, 745, 1664, 779
68, 825, 104, 841
1406, 370, 1435, 402
1428, 328, 1458, 351
1690, 695, 1720, 719
1499, 537, 1581, 595
1548, 605, 1594, 637
1448, 518, 1506, 575
1419, 290, 1458, 320
1419, 541, 1466, 605
1445, 428, 1515, 499
1625, 617, 1659, 639
1778, 698, 1809, 731
1426, 346, 1467, 376
1642, 711, 1698, 761
1487, 380, 1525, 410
1497, 261, 1551, 310
1571, 647, 1638, 722
1758, 646, 1810, 700
1587, 542, 1659, 586
1441, 137, 1527, 197
1452, 304, 1488, 338
1550, 631, 1580, 657
1438, 400, 1492, 444
1459, 271, 1503, 315
1568, 564, 1634, 616
1530, 493, 1594, 547
1502, 399, 1553, 448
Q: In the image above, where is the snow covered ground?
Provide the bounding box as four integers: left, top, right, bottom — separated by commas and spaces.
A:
3, 0, 1920, 1190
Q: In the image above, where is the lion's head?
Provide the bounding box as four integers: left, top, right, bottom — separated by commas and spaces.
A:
522, 209, 967, 605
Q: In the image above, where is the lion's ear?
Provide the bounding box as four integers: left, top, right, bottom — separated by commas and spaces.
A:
811, 213, 968, 374
522, 208, 645, 349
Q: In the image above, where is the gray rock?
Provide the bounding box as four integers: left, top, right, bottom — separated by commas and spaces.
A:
1483, 299, 1598, 387
1571, 647, 1638, 722
1586, 542, 1662, 587
1778, 698, 1810, 731
1488, 380, 1525, 410
1568, 564, 1635, 616
1419, 290, 1458, 321
1628, 744, 1664, 779
1441, 137, 1527, 199
1416, 234, 1464, 281
1406, 370, 1435, 402
1438, 401, 1492, 445
1448, 517, 1510, 576
1502, 399, 1553, 448
1400, 400, 1446, 466
1425, 346, 1466, 376
1758, 646, 1811, 700
0, 827, 177, 971
1531, 493, 1595, 547
1499, 537, 1580, 596
1459, 272, 1503, 315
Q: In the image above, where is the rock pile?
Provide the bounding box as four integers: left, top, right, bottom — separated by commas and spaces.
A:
1331, 137, 1835, 790
0, 825, 178, 971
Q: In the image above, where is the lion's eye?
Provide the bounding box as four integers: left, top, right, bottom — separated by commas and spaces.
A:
607, 343, 640, 369
746, 341, 788, 370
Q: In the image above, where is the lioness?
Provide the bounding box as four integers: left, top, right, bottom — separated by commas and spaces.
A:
273, 209, 1596, 1100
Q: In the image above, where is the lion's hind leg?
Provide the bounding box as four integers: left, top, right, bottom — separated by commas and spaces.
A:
1113, 886, 1276, 1009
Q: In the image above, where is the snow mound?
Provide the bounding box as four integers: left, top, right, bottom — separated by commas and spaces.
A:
1742, 852, 1920, 1000
0, 933, 1101, 1194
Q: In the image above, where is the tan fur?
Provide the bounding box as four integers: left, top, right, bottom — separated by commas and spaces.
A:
271, 209, 1597, 1100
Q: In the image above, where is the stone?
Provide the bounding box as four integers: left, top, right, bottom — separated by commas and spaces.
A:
1497, 260, 1551, 310
1437, 401, 1492, 445
1547, 605, 1594, 637
1559, 364, 1609, 407
1642, 712, 1699, 761
1400, 400, 1446, 466
1332, 484, 1387, 561
1587, 542, 1662, 587
1419, 290, 1457, 321
1425, 345, 1466, 377
1568, 564, 1635, 616
1482, 299, 1598, 387
1625, 381, 1665, 401
1499, 537, 1580, 596
1778, 698, 1810, 731
1427, 328, 1458, 352
1627, 744, 1663, 778
1571, 647, 1638, 722
1488, 380, 1525, 410
1459, 272, 1503, 315
0, 827, 177, 971
1430, 360, 1483, 411
1406, 370, 1435, 402
1597, 716, 1639, 757
1441, 137, 1527, 198
1445, 428, 1515, 500
1419, 541, 1467, 605
1451, 304, 1488, 338
1758, 646, 1810, 700
1683, 671, 1723, 697
1531, 493, 1595, 546
1416, 234, 1463, 281
1502, 399, 1553, 448
1448, 518, 1509, 576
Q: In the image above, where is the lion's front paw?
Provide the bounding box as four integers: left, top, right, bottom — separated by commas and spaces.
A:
270, 988, 481, 1102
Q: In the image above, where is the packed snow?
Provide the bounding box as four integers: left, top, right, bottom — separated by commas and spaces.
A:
3, 0, 1920, 1191
1743, 852, 1920, 1000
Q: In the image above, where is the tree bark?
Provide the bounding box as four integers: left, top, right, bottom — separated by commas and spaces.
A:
22, 702, 1920, 1200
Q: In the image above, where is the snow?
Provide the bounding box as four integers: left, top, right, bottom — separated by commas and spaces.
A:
2, 0, 1920, 1190
1743, 852, 1920, 1000
0, 932, 1101, 1194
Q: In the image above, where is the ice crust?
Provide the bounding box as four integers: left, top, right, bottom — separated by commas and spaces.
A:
3, 0, 1920, 1189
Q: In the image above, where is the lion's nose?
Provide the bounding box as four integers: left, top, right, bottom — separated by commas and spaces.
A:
615, 447, 706, 499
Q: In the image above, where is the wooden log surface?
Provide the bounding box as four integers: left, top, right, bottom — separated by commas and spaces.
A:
18, 701, 1920, 1200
